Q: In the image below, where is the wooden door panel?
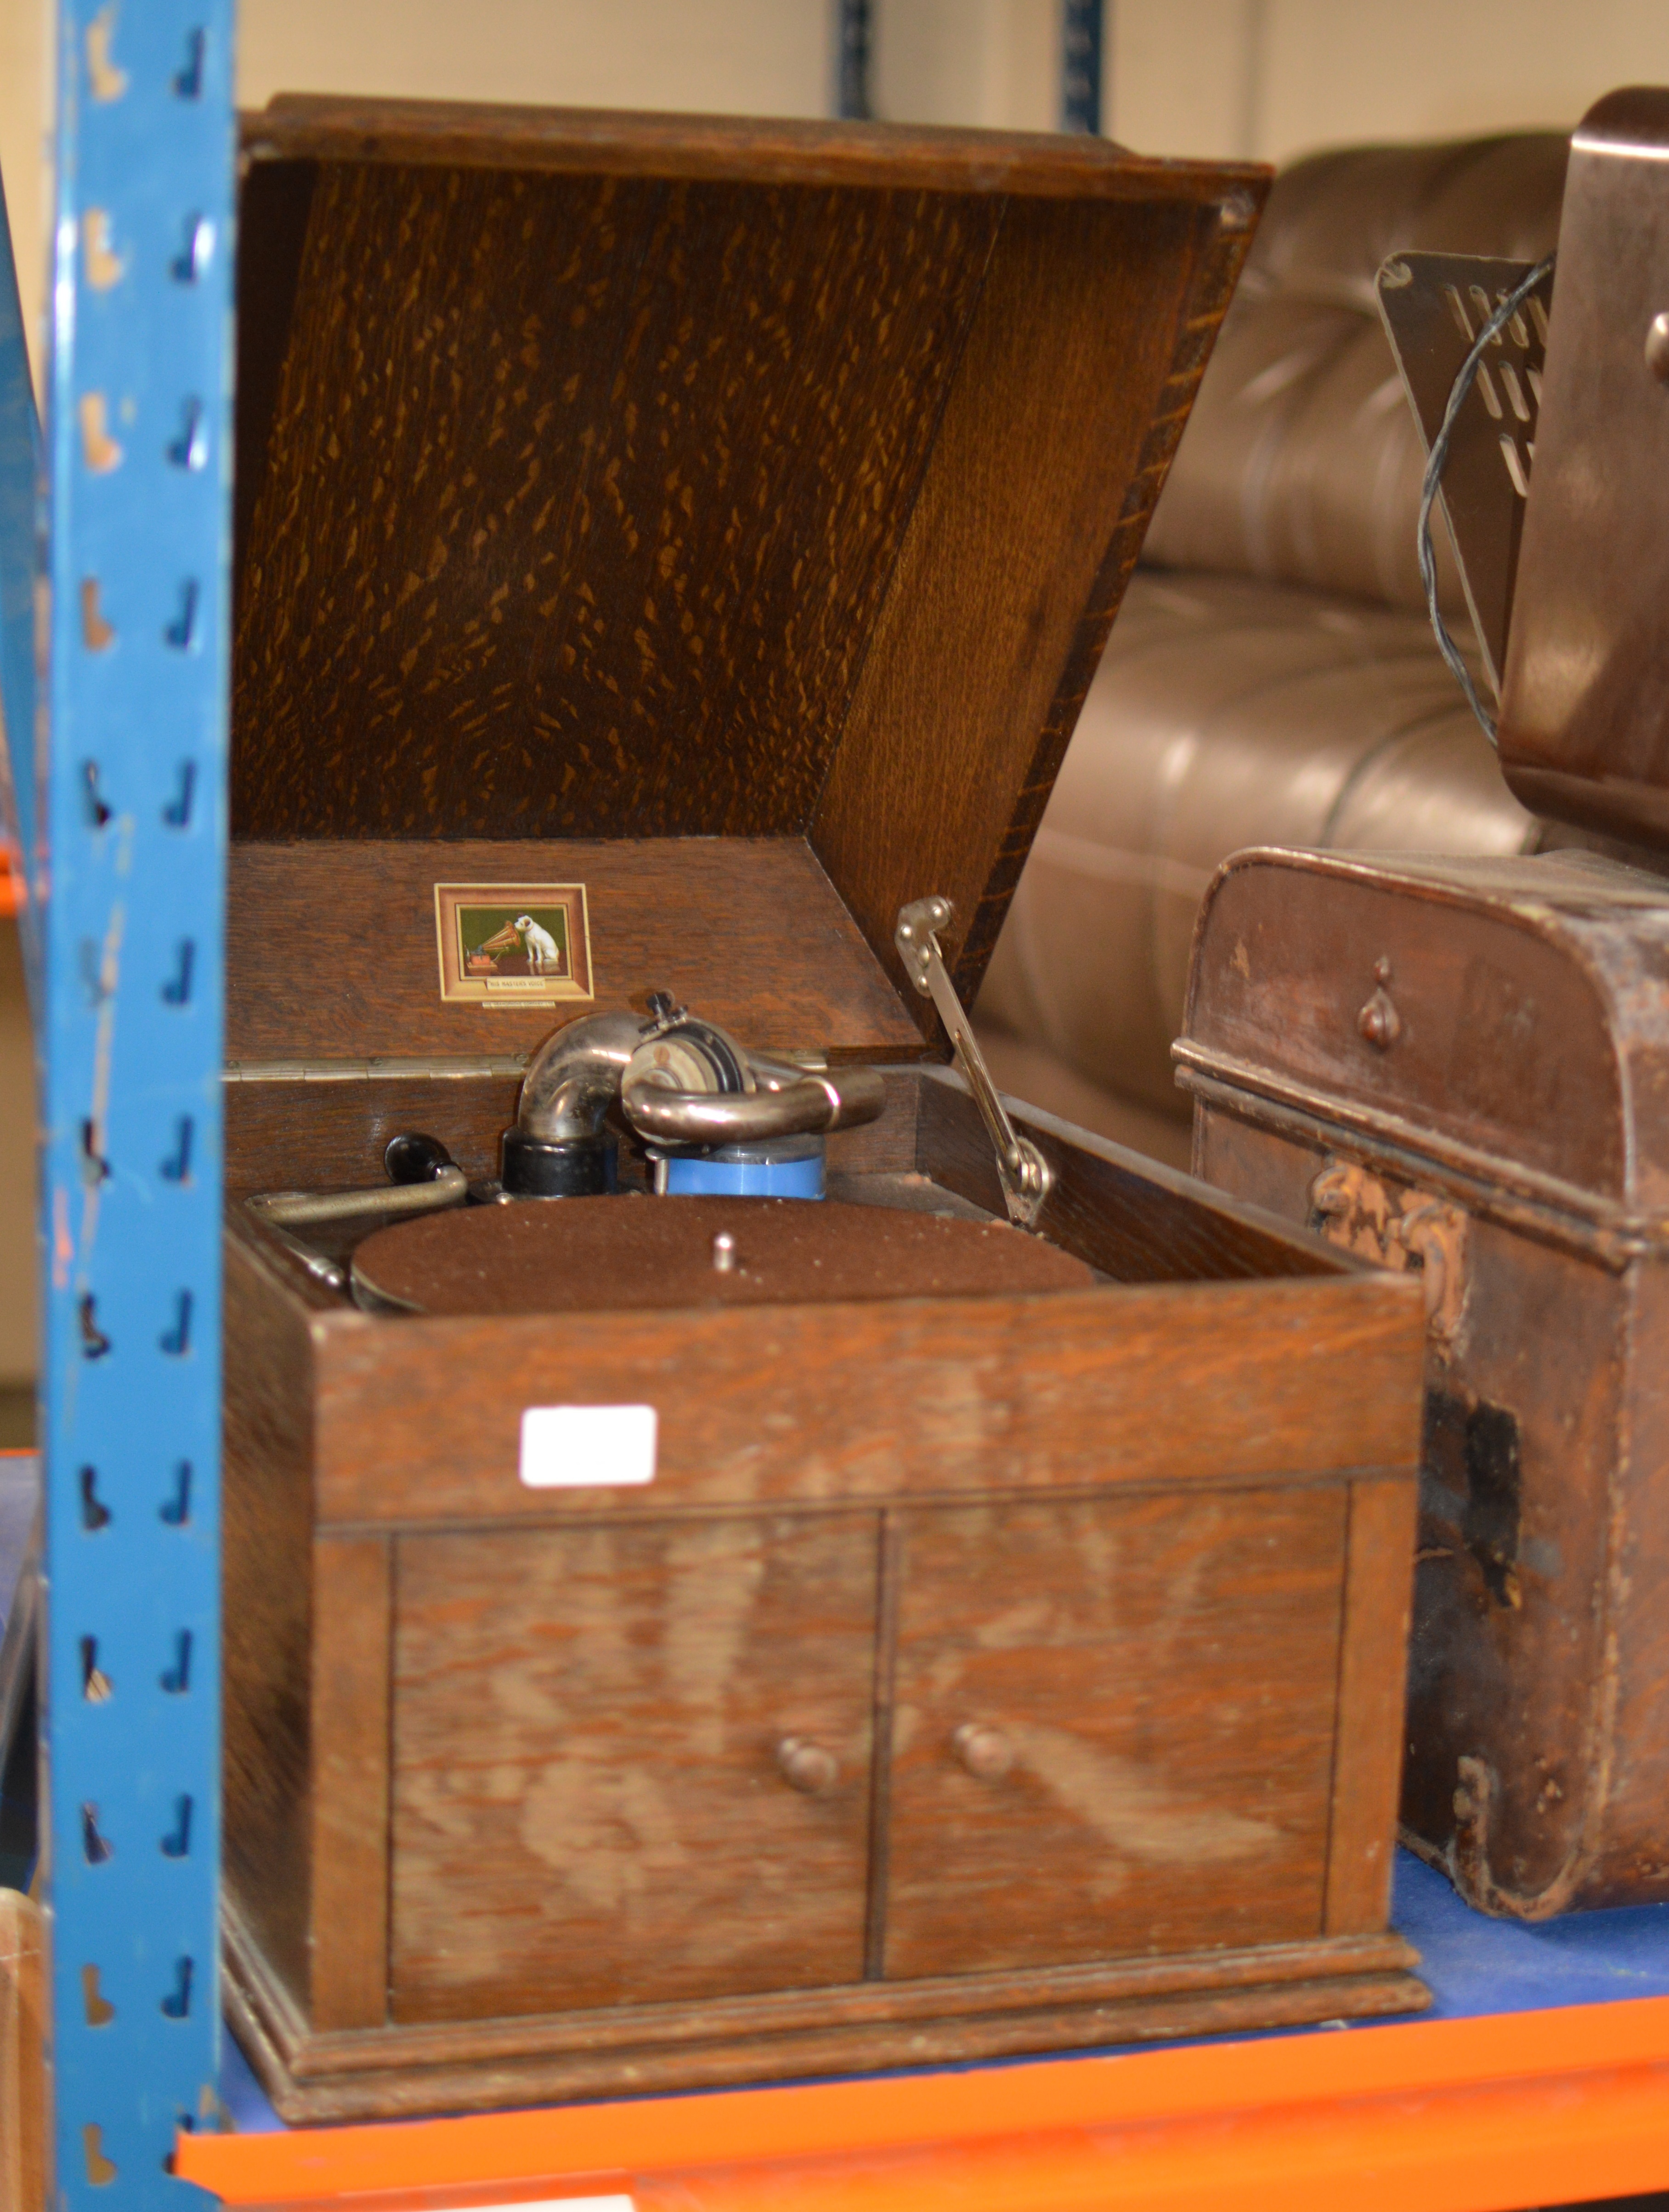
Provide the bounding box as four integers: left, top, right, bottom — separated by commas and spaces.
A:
390, 1511, 879, 2021
883, 1488, 1347, 1980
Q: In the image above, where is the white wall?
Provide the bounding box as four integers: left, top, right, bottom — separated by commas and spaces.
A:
1110, 0, 1669, 163
241, 0, 833, 117
873, 0, 1057, 129
12, 0, 1669, 375
0, 0, 46, 390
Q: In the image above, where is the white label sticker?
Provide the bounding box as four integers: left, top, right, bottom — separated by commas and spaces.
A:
520, 1404, 658, 1489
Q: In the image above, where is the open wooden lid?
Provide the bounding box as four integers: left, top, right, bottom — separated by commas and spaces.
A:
229, 99, 1263, 1061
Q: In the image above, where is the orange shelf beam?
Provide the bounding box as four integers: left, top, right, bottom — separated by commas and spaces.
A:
179, 1996, 1669, 2212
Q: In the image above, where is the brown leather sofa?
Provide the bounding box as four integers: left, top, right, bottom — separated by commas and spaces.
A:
976, 132, 1570, 1166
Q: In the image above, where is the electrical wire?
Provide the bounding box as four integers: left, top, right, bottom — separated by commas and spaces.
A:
1417, 254, 1555, 747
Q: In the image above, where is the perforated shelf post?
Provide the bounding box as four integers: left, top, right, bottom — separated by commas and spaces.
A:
17, 1, 236, 2199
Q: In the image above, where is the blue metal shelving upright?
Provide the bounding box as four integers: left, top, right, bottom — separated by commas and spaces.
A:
1, 2, 237, 2201
1060, 0, 1105, 134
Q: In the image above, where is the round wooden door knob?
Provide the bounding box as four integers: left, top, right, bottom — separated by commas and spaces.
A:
776, 1737, 839, 1795
953, 1722, 1015, 1780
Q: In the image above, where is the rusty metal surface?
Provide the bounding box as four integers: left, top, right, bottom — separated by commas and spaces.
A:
1191, 1100, 1648, 1915
1377, 251, 1553, 696
1179, 844, 1669, 1221
1180, 837, 1669, 1912
1500, 88, 1669, 844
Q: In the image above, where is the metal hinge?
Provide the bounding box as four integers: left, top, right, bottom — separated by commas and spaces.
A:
895, 895, 1053, 1230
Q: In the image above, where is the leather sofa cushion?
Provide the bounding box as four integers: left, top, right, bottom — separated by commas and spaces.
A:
978, 571, 1537, 1118
1143, 135, 1567, 615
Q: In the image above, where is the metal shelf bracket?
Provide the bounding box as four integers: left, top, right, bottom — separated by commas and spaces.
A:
4, 2, 238, 2199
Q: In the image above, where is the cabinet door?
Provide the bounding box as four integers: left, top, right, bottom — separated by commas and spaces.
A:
390, 1511, 878, 2022
882, 1488, 1346, 1980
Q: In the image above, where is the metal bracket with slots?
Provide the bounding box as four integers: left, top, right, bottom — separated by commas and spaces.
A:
895, 896, 1052, 1230
0, 4, 239, 2197
1376, 250, 1553, 701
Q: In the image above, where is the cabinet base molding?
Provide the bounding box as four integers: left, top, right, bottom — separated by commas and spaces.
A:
224, 1901, 1426, 2124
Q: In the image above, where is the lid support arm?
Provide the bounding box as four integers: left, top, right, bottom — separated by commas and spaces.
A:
896, 895, 1052, 1230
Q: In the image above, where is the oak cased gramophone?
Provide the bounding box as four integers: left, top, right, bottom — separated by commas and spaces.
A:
220, 96, 1428, 2121
1181, 90, 1669, 1918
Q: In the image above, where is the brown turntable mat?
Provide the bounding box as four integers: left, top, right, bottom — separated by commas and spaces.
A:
351, 1194, 1094, 1315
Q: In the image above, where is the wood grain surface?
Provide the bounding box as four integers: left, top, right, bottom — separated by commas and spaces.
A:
233, 153, 316, 601
883, 1488, 1344, 1980
0, 1888, 44, 2212
222, 1230, 318, 2009
1324, 1478, 1418, 1934
226, 840, 920, 1063
244, 96, 1267, 205
809, 191, 1247, 1016
310, 1537, 394, 2030
206, 103, 1442, 2122
232, 161, 998, 843
227, 103, 1263, 1028
306, 1273, 1423, 1528
389, 1513, 880, 2020
225, 1072, 523, 1194
225, 1896, 1422, 2122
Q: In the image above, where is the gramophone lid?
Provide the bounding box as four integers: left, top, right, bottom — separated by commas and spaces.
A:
225, 99, 1266, 1066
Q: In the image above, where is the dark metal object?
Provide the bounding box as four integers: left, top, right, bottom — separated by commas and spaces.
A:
1377, 251, 1555, 711
1060, 0, 1104, 135
500, 1129, 618, 1200
1499, 88, 1669, 847
385, 1131, 456, 1185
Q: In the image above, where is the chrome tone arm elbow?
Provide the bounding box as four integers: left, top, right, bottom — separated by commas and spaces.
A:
620, 1064, 885, 1146
515, 1010, 647, 1142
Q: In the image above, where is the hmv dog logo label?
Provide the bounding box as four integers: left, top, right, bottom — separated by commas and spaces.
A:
433, 883, 594, 1007
470, 907, 567, 976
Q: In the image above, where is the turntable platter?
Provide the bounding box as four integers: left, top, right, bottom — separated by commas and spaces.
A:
351, 1195, 1094, 1315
